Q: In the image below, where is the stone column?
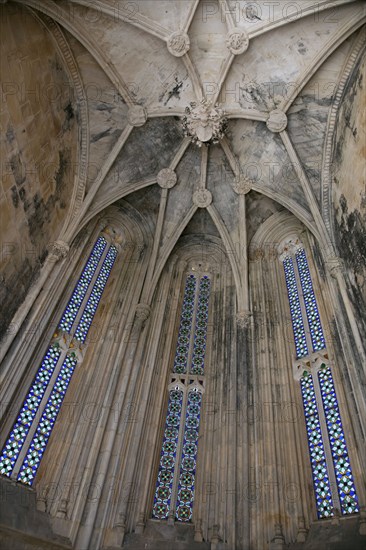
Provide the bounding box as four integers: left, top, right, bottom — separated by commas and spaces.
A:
0, 240, 69, 365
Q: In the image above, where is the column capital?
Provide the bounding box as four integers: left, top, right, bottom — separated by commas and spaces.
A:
47, 240, 69, 262
135, 303, 151, 322
325, 256, 344, 278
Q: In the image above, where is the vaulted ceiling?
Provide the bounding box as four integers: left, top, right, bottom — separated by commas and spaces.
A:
1, 0, 365, 325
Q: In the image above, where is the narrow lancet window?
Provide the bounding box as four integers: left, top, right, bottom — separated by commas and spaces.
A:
152, 273, 211, 522
0, 234, 118, 485
280, 240, 359, 519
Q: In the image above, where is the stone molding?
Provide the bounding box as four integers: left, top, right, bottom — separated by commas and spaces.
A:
321, 31, 365, 234
40, 16, 88, 224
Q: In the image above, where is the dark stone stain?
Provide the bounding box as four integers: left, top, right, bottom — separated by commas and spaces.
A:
19, 187, 26, 202
62, 102, 75, 132
55, 149, 70, 195
116, 117, 183, 183
91, 128, 112, 143
334, 194, 366, 342
297, 41, 307, 55
311, 240, 326, 280
6, 124, 15, 142
10, 186, 19, 208
0, 257, 41, 341
334, 56, 363, 164
165, 79, 183, 105
96, 103, 114, 113
23, 149, 70, 247
158, 77, 184, 106
10, 153, 26, 187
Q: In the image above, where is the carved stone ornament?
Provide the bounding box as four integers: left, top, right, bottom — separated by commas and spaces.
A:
277, 236, 303, 261
47, 240, 69, 261
157, 168, 177, 189
182, 99, 228, 146
249, 246, 265, 262
325, 256, 344, 278
232, 175, 251, 195
236, 310, 252, 328
193, 189, 212, 208
135, 303, 151, 322
167, 31, 190, 57
127, 105, 147, 127
266, 109, 287, 133
226, 30, 249, 55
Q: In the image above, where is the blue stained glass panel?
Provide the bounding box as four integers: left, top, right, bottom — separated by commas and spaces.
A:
175, 388, 202, 522
300, 374, 334, 518
58, 237, 107, 334
173, 275, 197, 374
0, 344, 62, 477
191, 277, 211, 375
17, 354, 78, 486
296, 249, 326, 353
152, 389, 183, 520
283, 257, 308, 358
318, 367, 359, 515
74, 246, 118, 343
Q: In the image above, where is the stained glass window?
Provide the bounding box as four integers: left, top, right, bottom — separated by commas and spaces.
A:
175, 387, 202, 521
318, 366, 359, 515
300, 374, 333, 518
296, 249, 326, 353
173, 275, 196, 374
153, 274, 211, 522
0, 235, 117, 485
0, 343, 62, 477
283, 244, 359, 519
74, 245, 118, 343
58, 236, 107, 334
191, 276, 210, 375
283, 256, 308, 358
152, 388, 183, 520
17, 353, 78, 485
